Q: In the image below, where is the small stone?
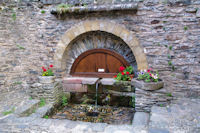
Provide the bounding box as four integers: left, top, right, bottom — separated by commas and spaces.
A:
31, 83, 42, 88
196, 9, 200, 18
168, 0, 191, 5
185, 7, 197, 13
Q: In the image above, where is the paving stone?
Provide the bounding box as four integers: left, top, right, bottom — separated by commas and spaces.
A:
149, 128, 169, 133
132, 112, 149, 127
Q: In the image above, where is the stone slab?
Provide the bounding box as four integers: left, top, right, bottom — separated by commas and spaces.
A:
63, 77, 98, 85
100, 78, 116, 85
132, 112, 150, 127
63, 83, 87, 92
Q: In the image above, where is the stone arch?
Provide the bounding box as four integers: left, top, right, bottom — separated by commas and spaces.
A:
54, 20, 148, 75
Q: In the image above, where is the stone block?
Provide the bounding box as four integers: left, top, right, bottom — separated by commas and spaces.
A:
63, 78, 82, 84
63, 83, 87, 92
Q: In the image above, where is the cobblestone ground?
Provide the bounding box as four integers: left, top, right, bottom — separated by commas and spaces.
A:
149, 98, 200, 133
0, 90, 200, 133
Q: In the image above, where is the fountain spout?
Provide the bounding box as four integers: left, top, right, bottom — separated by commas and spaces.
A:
95, 78, 102, 108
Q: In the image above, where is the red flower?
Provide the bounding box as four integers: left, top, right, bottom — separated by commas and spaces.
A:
114, 75, 117, 78
42, 66, 45, 70
126, 72, 129, 75
119, 66, 125, 72
50, 65, 53, 68
122, 72, 125, 75
149, 73, 152, 77
43, 69, 47, 72
147, 69, 151, 73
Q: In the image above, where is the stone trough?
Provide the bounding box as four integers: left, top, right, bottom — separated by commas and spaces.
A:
62, 77, 135, 107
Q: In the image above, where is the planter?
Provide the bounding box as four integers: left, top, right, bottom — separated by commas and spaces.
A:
132, 79, 164, 91
38, 76, 56, 84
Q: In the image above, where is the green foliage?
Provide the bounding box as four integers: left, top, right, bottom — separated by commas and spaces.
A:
184, 26, 188, 31
13, 81, 22, 86
12, 13, 16, 21
42, 65, 54, 76
132, 95, 135, 108
172, 65, 175, 71
167, 54, 171, 59
16, 44, 25, 50
168, 61, 172, 66
137, 69, 160, 82
163, 27, 166, 31
163, 21, 167, 23
62, 95, 68, 106
166, 93, 172, 97
115, 66, 134, 81
2, 107, 15, 116
29, 97, 33, 100
157, 43, 160, 46
39, 98, 46, 107
160, 104, 164, 107
41, 10, 45, 14
164, 44, 168, 48
44, 115, 49, 119
169, 46, 173, 50
56, 4, 72, 14
42, 69, 54, 76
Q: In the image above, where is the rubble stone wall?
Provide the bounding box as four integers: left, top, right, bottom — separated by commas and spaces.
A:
0, 0, 199, 98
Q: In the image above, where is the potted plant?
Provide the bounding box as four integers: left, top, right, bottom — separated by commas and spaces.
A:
38, 64, 55, 84
114, 66, 134, 81
113, 66, 134, 88
132, 68, 164, 90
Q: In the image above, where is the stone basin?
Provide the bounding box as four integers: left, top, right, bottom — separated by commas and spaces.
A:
132, 79, 164, 91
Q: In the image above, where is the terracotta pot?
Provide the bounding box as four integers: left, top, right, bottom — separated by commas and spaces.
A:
131, 79, 164, 91
38, 76, 56, 84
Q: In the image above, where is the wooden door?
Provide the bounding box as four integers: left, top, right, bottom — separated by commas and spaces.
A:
70, 49, 129, 78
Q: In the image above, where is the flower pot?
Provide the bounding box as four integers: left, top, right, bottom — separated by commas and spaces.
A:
38, 76, 56, 84
131, 79, 164, 91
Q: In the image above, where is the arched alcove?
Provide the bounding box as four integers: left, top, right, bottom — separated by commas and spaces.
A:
54, 20, 148, 77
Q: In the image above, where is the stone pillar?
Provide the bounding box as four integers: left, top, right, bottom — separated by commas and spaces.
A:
30, 76, 63, 103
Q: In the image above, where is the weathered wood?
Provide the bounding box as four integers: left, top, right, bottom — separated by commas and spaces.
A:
70, 48, 129, 78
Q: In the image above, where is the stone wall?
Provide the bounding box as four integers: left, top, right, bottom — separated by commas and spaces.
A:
0, 0, 199, 98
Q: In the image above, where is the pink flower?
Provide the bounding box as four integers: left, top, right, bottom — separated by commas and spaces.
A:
50, 65, 53, 68
126, 72, 129, 75
122, 72, 125, 75
43, 69, 47, 72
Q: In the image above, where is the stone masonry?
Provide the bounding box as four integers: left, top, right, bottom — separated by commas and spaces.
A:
30, 76, 63, 103
0, 0, 199, 99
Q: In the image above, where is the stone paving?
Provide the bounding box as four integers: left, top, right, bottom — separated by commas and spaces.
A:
0, 90, 200, 133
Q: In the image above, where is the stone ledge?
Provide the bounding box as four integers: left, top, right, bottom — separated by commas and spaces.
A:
51, 3, 138, 15
63, 77, 99, 85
